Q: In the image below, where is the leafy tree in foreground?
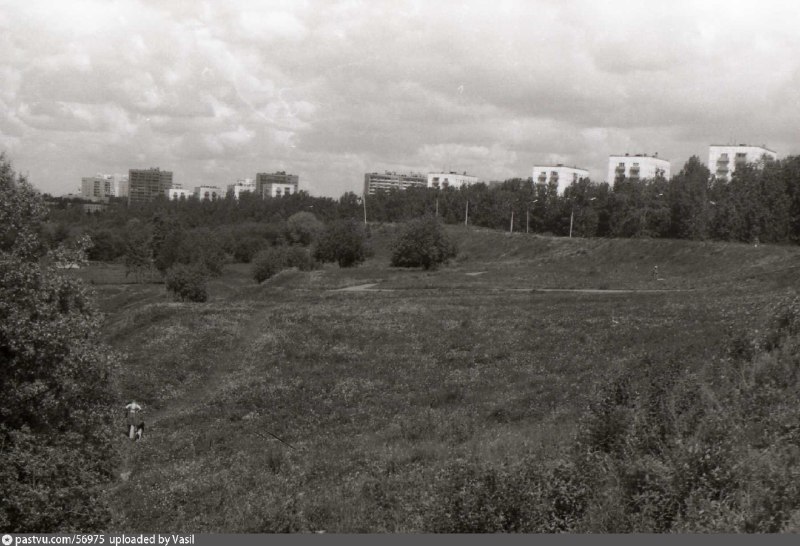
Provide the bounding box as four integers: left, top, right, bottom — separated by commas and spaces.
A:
313, 219, 369, 268
391, 215, 457, 270
0, 155, 118, 531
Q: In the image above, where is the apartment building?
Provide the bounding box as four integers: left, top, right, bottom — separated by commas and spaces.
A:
256, 171, 299, 198
363, 171, 427, 195
427, 172, 478, 190
227, 178, 256, 199
708, 144, 777, 181
128, 168, 173, 205
194, 186, 224, 201
532, 165, 589, 194
607, 154, 670, 184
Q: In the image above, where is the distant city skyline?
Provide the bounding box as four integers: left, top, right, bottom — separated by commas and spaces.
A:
2, 0, 799, 198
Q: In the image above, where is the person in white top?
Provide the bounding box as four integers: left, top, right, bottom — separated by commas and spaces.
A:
125, 401, 145, 440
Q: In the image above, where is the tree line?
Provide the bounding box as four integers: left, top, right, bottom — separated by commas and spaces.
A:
47, 155, 800, 251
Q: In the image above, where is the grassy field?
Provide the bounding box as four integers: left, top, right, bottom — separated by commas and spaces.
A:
89, 228, 800, 532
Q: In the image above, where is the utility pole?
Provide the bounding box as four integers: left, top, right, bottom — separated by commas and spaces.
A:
526, 208, 530, 234
510, 210, 514, 234
435, 197, 439, 216
363, 193, 367, 225
569, 206, 574, 238
465, 200, 469, 226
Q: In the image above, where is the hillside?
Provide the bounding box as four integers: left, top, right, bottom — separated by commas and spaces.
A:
96, 230, 800, 532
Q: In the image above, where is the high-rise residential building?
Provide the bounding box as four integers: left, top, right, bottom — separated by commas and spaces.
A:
427, 172, 478, 190
82, 173, 129, 200
532, 165, 589, 194
81, 175, 113, 201
607, 154, 670, 184
256, 171, 299, 198
227, 178, 256, 199
363, 171, 427, 195
113, 175, 129, 198
128, 168, 173, 205
708, 144, 777, 181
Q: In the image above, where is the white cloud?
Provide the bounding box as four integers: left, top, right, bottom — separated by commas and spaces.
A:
3, 0, 800, 196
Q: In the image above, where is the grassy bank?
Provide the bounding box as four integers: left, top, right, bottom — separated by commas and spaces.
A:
91, 228, 800, 531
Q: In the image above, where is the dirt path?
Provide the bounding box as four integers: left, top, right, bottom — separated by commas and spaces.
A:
331, 283, 693, 294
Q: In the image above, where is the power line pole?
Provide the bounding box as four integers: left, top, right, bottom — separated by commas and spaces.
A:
363, 193, 367, 225
569, 206, 574, 238
510, 210, 514, 234
465, 200, 469, 226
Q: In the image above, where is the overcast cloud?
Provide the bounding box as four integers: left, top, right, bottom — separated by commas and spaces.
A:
2, 0, 799, 197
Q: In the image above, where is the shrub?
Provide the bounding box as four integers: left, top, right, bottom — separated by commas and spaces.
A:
314, 219, 368, 268
232, 236, 267, 263
391, 216, 457, 270
252, 247, 288, 283
425, 458, 544, 532
285, 211, 324, 246
165, 263, 208, 302
285, 246, 318, 271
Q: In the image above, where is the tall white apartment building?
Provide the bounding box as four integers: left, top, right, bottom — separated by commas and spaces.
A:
607, 154, 670, 184
532, 165, 589, 194
708, 144, 777, 181
427, 172, 478, 189
227, 178, 256, 199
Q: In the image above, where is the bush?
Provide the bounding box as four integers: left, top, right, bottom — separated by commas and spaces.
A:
391, 216, 457, 270
176, 229, 226, 276
252, 247, 288, 283
314, 219, 369, 268
284, 246, 318, 271
165, 263, 208, 302
285, 211, 324, 246
232, 236, 267, 263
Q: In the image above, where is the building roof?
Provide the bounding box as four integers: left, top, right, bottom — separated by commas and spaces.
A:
709, 144, 776, 154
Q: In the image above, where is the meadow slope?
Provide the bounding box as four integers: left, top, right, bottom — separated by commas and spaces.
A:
97, 229, 800, 531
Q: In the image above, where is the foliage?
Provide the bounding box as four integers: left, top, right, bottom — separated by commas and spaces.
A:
284, 245, 318, 271
252, 247, 288, 283
390, 216, 457, 270
165, 263, 208, 302
86, 228, 125, 261
0, 155, 117, 531
123, 220, 153, 282
285, 211, 324, 246
313, 219, 369, 268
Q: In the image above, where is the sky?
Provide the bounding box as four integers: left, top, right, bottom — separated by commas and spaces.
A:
2, 0, 800, 198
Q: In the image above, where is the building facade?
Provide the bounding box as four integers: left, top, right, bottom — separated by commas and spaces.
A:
607, 154, 670, 184
256, 172, 299, 197
128, 168, 173, 205
194, 186, 224, 201
167, 188, 192, 200
708, 144, 777, 181
427, 172, 478, 190
363, 171, 427, 195
81, 175, 112, 201
227, 178, 256, 199
532, 165, 589, 194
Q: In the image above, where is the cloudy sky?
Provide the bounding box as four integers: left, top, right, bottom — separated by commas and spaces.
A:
2, 0, 799, 197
